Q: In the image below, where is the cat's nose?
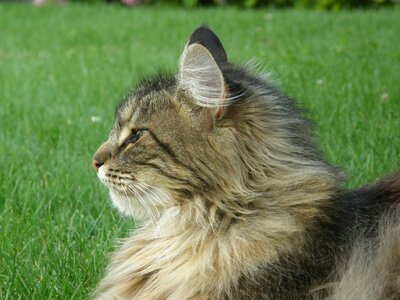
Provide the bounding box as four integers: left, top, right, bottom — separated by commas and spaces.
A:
92, 158, 103, 172
92, 142, 112, 172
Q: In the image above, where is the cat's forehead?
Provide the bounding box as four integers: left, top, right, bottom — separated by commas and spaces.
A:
115, 75, 176, 124
116, 92, 169, 126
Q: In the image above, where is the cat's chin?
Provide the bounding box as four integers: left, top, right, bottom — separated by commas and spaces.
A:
109, 189, 147, 219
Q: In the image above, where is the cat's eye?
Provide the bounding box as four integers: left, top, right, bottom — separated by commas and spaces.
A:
124, 129, 146, 146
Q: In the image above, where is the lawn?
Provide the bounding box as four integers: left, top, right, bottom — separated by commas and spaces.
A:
0, 3, 399, 299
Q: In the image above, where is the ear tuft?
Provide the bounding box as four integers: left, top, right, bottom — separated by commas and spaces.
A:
178, 43, 226, 112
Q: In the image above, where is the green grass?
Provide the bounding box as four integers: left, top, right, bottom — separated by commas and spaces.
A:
0, 3, 399, 298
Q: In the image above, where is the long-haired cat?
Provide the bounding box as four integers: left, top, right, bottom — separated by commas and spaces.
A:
92, 27, 400, 299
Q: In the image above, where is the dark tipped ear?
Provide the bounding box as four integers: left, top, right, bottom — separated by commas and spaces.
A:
188, 26, 228, 67
178, 43, 227, 119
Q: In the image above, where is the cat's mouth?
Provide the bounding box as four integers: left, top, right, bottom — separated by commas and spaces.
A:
97, 165, 134, 192
97, 165, 169, 218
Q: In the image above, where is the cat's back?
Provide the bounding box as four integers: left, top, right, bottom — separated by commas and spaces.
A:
317, 174, 400, 299
348, 173, 400, 230
232, 174, 400, 299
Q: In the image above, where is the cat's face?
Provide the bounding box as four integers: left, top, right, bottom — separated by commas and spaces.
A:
92, 28, 241, 219
93, 87, 217, 218
92, 27, 334, 222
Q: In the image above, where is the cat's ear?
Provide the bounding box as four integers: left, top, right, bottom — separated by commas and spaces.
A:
187, 26, 228, 67
178, 42, 227, 119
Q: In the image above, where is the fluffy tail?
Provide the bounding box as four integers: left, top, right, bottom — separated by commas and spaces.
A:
329, 209, 400, 300
312, 174, 400, 300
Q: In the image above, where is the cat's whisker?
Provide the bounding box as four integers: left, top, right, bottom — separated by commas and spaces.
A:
138, 182, 177, 237
133, 183, 166, 222
122, 186, 136, 217
134, 182, 171, 262
127, 183, 157, 226
127, 184, 152, 222
136, 182, 176, 239
138, 182, 171, 203
128, 185, 156, 226
117, 180, 137, 217
134, 183, 162, 221
133, 183, 163, 229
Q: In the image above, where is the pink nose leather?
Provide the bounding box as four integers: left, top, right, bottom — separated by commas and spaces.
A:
92, 159, 102, 172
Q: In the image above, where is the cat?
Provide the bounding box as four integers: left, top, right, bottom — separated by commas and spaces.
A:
92, 26, 400, 299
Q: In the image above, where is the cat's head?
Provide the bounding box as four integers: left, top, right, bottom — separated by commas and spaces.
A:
92, 27, 250, 219
92, 27, 332, 221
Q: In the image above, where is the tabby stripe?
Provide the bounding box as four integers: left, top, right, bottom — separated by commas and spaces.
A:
148, 132, 184, 165
135, 161, 196, 187
148, 131, 208, 187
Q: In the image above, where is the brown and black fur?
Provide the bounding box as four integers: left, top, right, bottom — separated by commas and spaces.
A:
92, 27, 400, 299
234, 176, 400, 299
